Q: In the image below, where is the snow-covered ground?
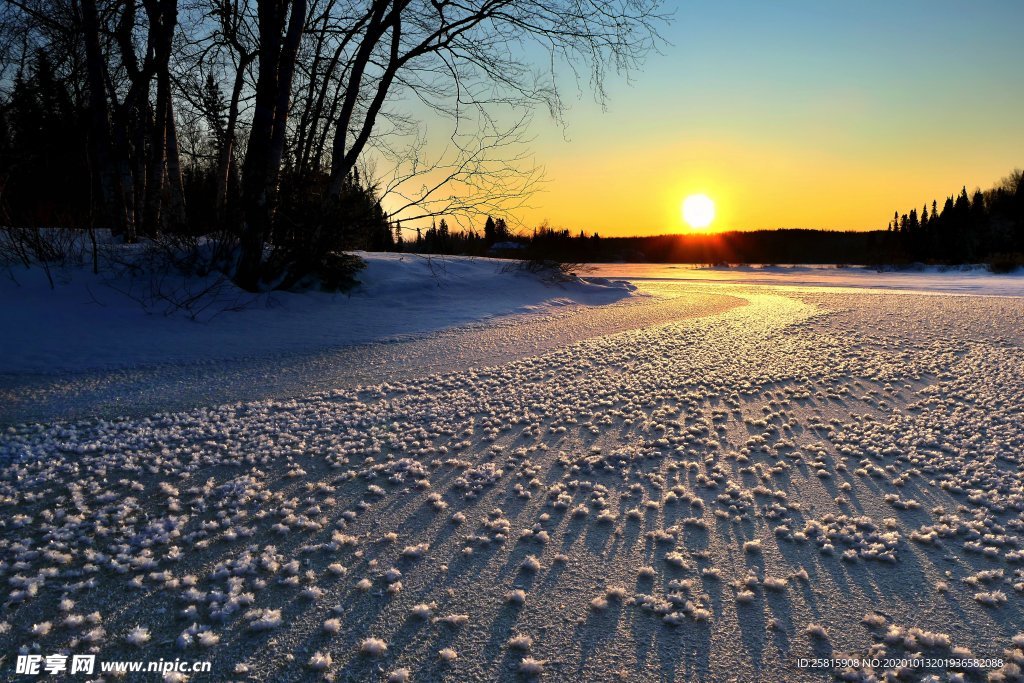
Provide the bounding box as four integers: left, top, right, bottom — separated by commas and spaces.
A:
0, 284, 736, 425
0, 252, 635, 373
1, 261, 1023, 682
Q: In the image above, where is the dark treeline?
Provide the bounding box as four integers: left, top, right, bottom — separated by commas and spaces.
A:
404, 224, 903, 265
0, 0, 664, 289
408, 171, 1024, 268
523, 228, 902, 265
392, 215, 512, 255
0, 50, 394, 269
886, 171, 1024, 266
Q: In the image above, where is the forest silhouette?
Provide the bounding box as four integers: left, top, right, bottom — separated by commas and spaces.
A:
2, 54, 1021, 270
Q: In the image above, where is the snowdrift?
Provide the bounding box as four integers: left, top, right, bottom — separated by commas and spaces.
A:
0, 252, 635, 374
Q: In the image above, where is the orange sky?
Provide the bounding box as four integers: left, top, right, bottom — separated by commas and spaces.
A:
516, 128, 1022, 236
511, 2, 1024, 236
382, 1, 1024, 237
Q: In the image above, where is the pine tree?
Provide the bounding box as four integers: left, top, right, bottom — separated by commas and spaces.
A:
3, 51, 91, 227
200, 74, 229, 147
971, 190, 986, 216
954, 187, 970, 217
941, 197, 954, 220
484, 216, 496, 244
494, 218, 509, 241
394, 222, 404, 251
438, 218, 450, 251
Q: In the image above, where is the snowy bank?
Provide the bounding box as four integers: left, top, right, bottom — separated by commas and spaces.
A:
0, 252, 635, 374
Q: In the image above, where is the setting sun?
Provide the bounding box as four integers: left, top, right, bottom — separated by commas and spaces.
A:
682, 194, 715, 229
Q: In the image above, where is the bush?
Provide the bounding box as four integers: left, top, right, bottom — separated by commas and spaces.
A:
99, 232, 255, 320
259, 172, 388, 290
0, 226, 92, 268
0, 226, 97, 288
262, 249, 365, 292
501, 258, 588, 283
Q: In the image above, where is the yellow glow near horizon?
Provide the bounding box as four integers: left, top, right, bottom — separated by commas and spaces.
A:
682, 194, 715, 229
379, 1, 1024, 237
380, 121, 1023, 237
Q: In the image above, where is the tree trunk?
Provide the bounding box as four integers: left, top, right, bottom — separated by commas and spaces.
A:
131, 102, 148, 230
236, 0, 307, 290
216, 59, 250, 222
268, 0, 307, 187
298, 37, 349, 178
142, 0, 177, 235
80, 0, 133, 240
114, 0, 149, 232
327, 0, 393, 198
165, 98, 187, 231
236, 0, 286, 290
293, 2, 343, 179
311, 76, 346, 177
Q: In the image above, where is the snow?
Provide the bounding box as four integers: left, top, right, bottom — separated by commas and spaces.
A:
9, 255, 1024, 424
0, 251, 635, 373
8, 254, 1020, 379
586, 262, 1024, 296
359, 637, 388, 656
1, 254, 1024, 681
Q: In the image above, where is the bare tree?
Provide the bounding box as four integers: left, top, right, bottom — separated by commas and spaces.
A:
141, 0, 180, 234
235, 0, 307, 288
377, 113, 543, 227
202, 0, 259, 219
232, 0, 665, 286
327, 0, 665, 187
80, 0, 133, 237
1, 0, 666, 289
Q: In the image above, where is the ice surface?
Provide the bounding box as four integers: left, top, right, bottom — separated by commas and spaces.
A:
1, 277, 1023, 681
586, 262, 1024, 296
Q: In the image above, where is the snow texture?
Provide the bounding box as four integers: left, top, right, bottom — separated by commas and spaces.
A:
0, 252, 635, 374
1, 258, 1023, 681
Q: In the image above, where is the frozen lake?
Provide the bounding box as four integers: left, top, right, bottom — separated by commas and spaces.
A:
1, 269, 1023, 681
3, 262, 1021, 425
585, 262, 1024, 297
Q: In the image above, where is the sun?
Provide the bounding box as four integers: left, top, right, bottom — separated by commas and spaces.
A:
682, 194, 715, 229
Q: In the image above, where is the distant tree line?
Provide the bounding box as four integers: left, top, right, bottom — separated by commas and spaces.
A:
886, 170, 1024, 266
516, 228, 900, 266
0, 0, 665, 289
406, 172, 1024, 269
397, 220, 891, 266
391, 215, 511, 255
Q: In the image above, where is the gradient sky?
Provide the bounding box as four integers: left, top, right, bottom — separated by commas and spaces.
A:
474, 0, 1024, 235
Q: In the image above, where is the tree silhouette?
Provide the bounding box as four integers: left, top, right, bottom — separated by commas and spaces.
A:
1, 0, 668, 290
883, 172, 1023, 266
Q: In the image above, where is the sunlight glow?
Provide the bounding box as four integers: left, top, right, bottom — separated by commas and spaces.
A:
682, 194, 715, 229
